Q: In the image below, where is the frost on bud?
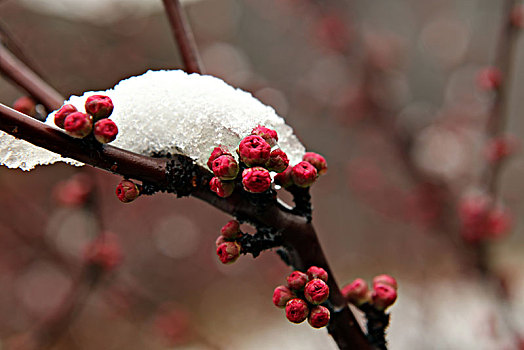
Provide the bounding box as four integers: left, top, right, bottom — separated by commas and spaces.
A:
207, 146, 231, 170
216, 241, 241, 264
85, 94, 114, 120
93, 119, 118, 144
285, 298, 309, 324
54, 104, 78, 128
291, 161, 318, 187
220, 220, 240, 239
13, 96, 36, 117
272, 285, 295, 308
267, 149, 289, 173
373, 274, 398, 291
116, 179, 140, 203
64, 112, 93, 138
485, 136, 519, 163
238, 135, 271, 166
84, 233, 123, 271
308, 305, 330, 329
242, 167, 271, 193
307, 266, 328, 282
304, 278, 330, 305
287, 271, 308, 290
372, 283, 397, 310
477, 67, 502, 91
303, 152, 327, 176
341, 278, 371, 306
212, 155, 239, 181
251, 125, 278, 147
274, 166, 294, 188
53, 173, 93, 207
209, 177, 235, 198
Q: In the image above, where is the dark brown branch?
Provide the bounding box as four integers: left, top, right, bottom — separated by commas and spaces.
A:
161, 0, 203, 74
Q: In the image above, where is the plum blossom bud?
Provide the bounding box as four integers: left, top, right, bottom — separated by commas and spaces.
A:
209, 177, 235, 198
53, 173, 93, 206
207, 146, 231, 170
274, 166, 294, 188
212, 155, 239, 181
64, 112, 93, 138
341, 278, 371, 306
372, 283, 397, 310
85, 94, 114, 120
55, 104, 78, 128
285, 298, 309, 324
220, 220, 240, 239
304, 278, 330, 305
215, 235, 227, 247
287, 271, 308, 290
94, 119, 118, 144
307, 266, 328, 282
477, 67, 502, 90
292, 161, 318, 187
267, 149, 289, 173
487, 206, 512, 239
116, 179, 140, 203
84, 233, 122, 271
459, 193, 491, 243
238, 135, 271, 166
373, 274, 398, 290
485, 135, 519, 163
308, 305, 330, 328
303, 152, 327, 176
13, 96, 36, 117
251, 125, 278, 147
216, 241, 241, 264
242, 167, 271, 193
272, 285, 295, 308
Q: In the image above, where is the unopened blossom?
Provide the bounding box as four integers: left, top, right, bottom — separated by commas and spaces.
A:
216, 241, 241, 264
64, 112, 93, 138
85, 94, 114, 120
304, 278, 330, 305
291, 161, 318, 187
372, 283, 397, 310
342, 278, 371, 306
251, 125, 278, 147
209, 177, 235, 198
94, 119, 118, 144
287, 271, 308, 290
307, 266, 328, 282
267, 149, 289, 173
273, 285, 295, 308
115, 179, 140, 203
242, 167, 271, 193
285, 298, 309, 324
308, 305, 330, 328
212, 155, 239, 181
238, 135, 271, 166
54, 104, 78, 128
303, 152, 327, 175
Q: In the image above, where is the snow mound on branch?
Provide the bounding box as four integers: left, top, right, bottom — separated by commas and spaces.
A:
0, 70, 306, 170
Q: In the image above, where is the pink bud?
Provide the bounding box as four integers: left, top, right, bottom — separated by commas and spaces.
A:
251, 125, 278, 147
307, 266, 328, 282
212, 155, 239, 181
341, 278, 371, 306
53, 173, 93, 207
372, 283, 397, 310
308, 305, 330, 328
303, 152, 328, 175
291, 161, 318, 187
238, 135, 271, 166
64, 112, 93, 138
372, 274, 398, 291
274, 166, 294, 188
267, 149, 289, 173
487, 206, 512, 239
54, 104, 78, 128
477, 67, 502, 91
13, 96, 36, 117
485, 136, 519, 163
272, 285, 295, 308
220, 220, 241, 239
285, 298, 309, 324
207, 146, 231, 170
287, 271, 308, 290
209, 177, 235, 198
85, 94, 114, 120
93, 118, 118, 144
215, 235, 227, 247
84, 233, 123, 271
115, 179, 140, 203
304, 278, 330, 305
459, 193, 491, 243
216, 241, 241, 264
242, 167, 271, 193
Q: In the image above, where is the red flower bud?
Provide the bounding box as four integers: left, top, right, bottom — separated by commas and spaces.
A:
209, 177, 235, 198
115, 179, 140, 203
308, 305, 330, 328
287, 271, 308, 290
242, 167, 271, 193
85, 94, 114, 120
285, 298, 309, 324
238, 135, 271, 166
93, 118, 118, 144
304, 278, 330, 305
207, 146, 231, 170
55, 104, 78, 128
64, 112, 93, 138
272, 285, 295, 308
291, 161, 318, 187
220, 220, 240, 239
212, 155, 239, 180
307, 266, 328, 282
477, 67, 502, 91
267, 149, 289, 173
485, 135, 519, 163
373, 274, 398, 291
487, 206, 512, 239
341, 278, 371, 306
84, 233, 122, 271
372, 283, 397, 310
303, 152, 328, 176
216, 241, 241, 264
215, 235, 227, 247
13, 96, 36, 117
274, 166, 294, 188
251, 125, 278, 147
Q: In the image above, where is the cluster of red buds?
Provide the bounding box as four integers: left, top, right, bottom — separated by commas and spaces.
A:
215, 220, 242, 264
54, 95, 118, 143
274, 152, 327, 189
459, 193, 512, 243
83, 232, 123, 271
115, 179, 141, 203
341, 274, 398, 311
273, 266, 331, 328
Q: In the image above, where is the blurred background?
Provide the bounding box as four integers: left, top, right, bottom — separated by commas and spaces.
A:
2, 0, 524, 349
